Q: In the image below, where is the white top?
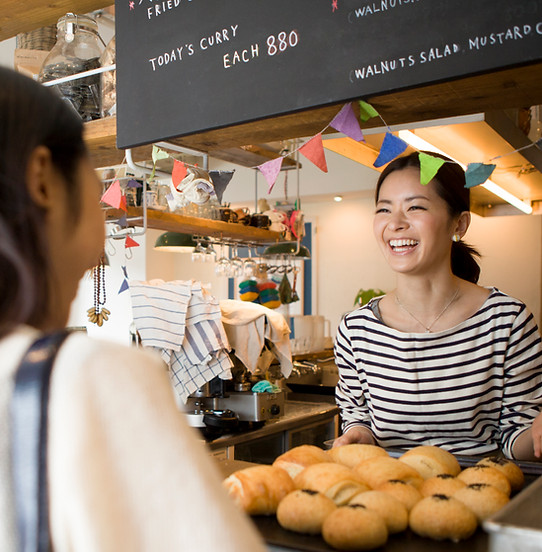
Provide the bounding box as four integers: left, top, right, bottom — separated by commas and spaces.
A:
335, 288, 542, 458
0, 326, 266, 552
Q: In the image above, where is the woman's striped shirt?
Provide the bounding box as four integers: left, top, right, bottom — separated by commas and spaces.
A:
334, 288, 542, 457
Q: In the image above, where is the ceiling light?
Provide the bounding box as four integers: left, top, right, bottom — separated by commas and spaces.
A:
398, 130, 533, 215
333, 195, 343, 202
154, 232, 196, 252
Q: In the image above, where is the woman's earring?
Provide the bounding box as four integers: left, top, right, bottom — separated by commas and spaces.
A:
452, 234, 461, 242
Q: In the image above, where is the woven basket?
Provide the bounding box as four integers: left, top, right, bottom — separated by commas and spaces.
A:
16, 25, 57, 51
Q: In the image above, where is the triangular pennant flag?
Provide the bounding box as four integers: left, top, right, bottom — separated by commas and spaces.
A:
418, 152, 446, 185
358, 100, 379, 122
172, 159, 188, 189
117, 214, 127, 227
209, 170, 235, 204
373, 133, 408, 168
118, 279, 130, 294
152, 145, 169, 164
125, 235, 139, 248
119, 194, 127, 212
126, 178, 142, 188
299, 133, 328, 173
258, 157, 283, 193
100, 179, 123, 209
330, 103, 364, 142
121, 265, 129, 278
465, 163, 496, 188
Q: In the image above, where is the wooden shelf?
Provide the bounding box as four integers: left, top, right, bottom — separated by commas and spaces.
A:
0, 0, 113, 41
108, 207, 284, 244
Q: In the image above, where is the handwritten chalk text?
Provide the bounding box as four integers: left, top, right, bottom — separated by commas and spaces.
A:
469, 23, 541, 50
200, 25, 239, 50
223, 44, 260, 68
351, 0, 420, 19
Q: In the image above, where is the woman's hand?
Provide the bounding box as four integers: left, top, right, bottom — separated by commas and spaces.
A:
332, 426, 375, 448
532, 411, 542, 458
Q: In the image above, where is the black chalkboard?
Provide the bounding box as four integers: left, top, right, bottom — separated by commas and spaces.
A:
115, 0, 542, 150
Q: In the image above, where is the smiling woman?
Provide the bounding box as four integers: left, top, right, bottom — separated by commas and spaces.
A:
333, 151, 542, 462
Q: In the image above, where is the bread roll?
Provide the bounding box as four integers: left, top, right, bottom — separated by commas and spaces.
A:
377, 479, 423, 511
453, 483, 510, 522
273, 444, 330, 479
354, 456, 424, 489
409, 494, 478, 541
476, 456, 525, 492
223, 465, 295, 515
276, 489, 336, 534
328, 443, 389, 469
349, 490, 408, 534
322, 505, 388, 550
420, 474, 467, 497
400, 445, 461, 478
293, 462, 370, 505
457, 466, 511, 496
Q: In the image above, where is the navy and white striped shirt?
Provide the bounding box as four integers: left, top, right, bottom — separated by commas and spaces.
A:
334, 288, 542, 458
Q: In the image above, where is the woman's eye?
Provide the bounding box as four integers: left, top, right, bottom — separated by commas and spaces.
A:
375, 207, 390, 214
408, 205, 426, 211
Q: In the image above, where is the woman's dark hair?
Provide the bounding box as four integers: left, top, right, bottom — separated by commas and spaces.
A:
375, 151, 481, 284
0, 67, 87, 336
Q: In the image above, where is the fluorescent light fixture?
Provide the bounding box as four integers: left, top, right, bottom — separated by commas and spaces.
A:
398, 130, 533, 215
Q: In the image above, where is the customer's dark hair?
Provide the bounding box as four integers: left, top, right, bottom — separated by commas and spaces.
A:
0, 67, 87, 336
375, 151, 481, 284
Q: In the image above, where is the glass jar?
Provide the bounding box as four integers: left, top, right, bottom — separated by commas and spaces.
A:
100, 36, 116, 117
38, 13, 104, 121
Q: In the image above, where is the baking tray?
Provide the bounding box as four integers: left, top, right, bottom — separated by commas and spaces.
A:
254, 458, 542, 552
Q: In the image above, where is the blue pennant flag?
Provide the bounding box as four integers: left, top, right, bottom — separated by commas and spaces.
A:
118, 279, 129, 294
373, 133, 408, 168
465, 163, 496, 188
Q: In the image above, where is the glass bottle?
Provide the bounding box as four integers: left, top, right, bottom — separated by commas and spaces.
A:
38, 13, 104, 121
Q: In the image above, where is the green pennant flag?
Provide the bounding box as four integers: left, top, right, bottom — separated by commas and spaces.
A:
152, 145, 169, 164
358, 100, 379, 122
419, 152, 445, 185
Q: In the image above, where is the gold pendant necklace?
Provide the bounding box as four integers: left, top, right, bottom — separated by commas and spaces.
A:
395, 288, 460, 333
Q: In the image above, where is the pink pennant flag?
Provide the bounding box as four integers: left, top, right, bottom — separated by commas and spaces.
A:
172, 159, 188, 189
258, 157, 283, 193
299, 133, 328, 173
125, 236, 139, 248
330, 103, 364, 142
100, 179, 123, 209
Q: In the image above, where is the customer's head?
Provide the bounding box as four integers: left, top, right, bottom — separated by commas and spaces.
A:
375, 151, 480, 283
0, 67, 105, 336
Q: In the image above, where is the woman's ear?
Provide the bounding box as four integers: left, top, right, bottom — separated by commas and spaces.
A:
25, 145, 57, 209
454, 211, 471, 239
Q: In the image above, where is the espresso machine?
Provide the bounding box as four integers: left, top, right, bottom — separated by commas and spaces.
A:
184, 351, 285, 437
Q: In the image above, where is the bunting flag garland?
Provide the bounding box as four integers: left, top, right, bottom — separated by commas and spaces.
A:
419, 152, 446, 185
172, 158, 188, 188
117, 214, 127, 227
465, 162, 497, 188
258, 156, 284, 193
330, 102, 365, 142
125, 235, 139, 248
359, 99, 379, 122
100, 179, 123, 209
209, 170, 235, 204
373, 132, 408, 168
126, 178, 142, 189
300, 133, 328, 172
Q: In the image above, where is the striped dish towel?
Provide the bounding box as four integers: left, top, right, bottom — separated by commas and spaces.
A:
130, 279, 233, 403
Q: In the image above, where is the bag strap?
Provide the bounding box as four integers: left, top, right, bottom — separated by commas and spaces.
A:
11, 330, 71, 552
